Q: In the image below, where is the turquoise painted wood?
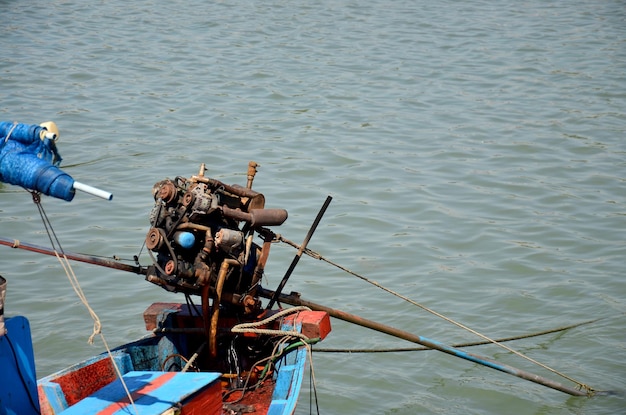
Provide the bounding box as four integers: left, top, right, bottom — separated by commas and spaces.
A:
59, 371, 221, 415
267, 320, 307, 415
267, 346, 308, 415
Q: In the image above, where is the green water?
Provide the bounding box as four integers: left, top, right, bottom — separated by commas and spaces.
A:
1, 1, 625, 414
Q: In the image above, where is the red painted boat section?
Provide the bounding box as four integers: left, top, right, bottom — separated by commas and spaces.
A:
54, 356, 120, 406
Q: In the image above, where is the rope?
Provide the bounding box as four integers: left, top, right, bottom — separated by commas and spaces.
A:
306, 341, 320, 414
31, 192, 139, 415
314, 317, 602, 353
226, 306, 319, 405
231, 306, 312, 341
3, 121, 17, 143
278, 235, 595, 394
309, 350, 320, 415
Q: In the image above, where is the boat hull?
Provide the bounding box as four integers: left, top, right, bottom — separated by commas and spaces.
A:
34, 303, 330, 415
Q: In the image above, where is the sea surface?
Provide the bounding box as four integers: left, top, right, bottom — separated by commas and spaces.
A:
1, 1, 625, 414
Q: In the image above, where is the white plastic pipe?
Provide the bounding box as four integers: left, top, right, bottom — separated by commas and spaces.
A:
73, 181, 113, 200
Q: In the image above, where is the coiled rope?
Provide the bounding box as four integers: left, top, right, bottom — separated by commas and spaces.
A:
231, 305, 312, 341
228, 306, 320, 409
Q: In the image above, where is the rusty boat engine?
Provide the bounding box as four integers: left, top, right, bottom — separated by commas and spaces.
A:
144, 162, 287, 358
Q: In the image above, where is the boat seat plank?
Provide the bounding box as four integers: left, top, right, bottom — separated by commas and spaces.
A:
58, 370, 222, 415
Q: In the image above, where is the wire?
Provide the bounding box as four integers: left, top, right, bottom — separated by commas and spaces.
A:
185, 293, 202, 317
313, 317, 602, 353
162, 353, 191, 372
305, 342, 320, 415
278, 234, 595, 394
224, 307, 320, 405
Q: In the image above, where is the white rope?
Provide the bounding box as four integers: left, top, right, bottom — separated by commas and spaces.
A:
34, 196, 139, 414
231, 306, 312, 341
3, 121, 17, 143
53, 252, 139, 414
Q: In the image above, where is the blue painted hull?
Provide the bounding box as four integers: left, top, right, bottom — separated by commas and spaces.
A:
1, 305, 328, 415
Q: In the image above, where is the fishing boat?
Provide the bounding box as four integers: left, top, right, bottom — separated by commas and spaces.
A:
0, 121, 331, 415
0, 120, 609, 415
3, 294, 330, 415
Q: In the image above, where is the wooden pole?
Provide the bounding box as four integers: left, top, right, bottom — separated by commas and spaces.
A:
257, 287, 590, 397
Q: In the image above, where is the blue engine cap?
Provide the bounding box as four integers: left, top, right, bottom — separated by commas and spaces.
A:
174, 231, 195, 249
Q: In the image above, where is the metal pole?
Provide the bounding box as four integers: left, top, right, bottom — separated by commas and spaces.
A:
0, 237, 145, 275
